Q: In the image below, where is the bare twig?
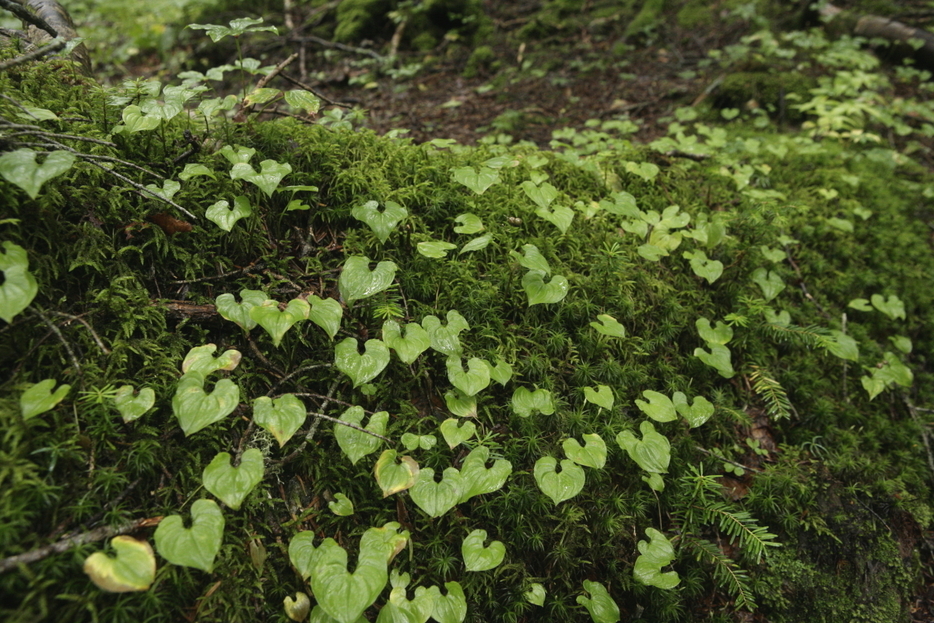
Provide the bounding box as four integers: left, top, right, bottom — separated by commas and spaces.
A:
166, 262, 264, 285
30, 306, 80, 374
277, 72, 353, 109
46, 310, 110, 355
0, 0, 59, 38
268, 364, 332, 395
290, 34, 385, 60
694, 446, 763, 474
3, 129, 117, 148
0, 38, 65, 72
903, 397, 934, 483
307, 410, 391, 442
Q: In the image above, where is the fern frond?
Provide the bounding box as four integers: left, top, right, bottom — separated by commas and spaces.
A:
685, 537, 758, 611
749, 364, 793, 420
700, 501, 780, 563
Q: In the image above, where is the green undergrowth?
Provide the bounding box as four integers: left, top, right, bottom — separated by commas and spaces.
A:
1, 23, 933, 623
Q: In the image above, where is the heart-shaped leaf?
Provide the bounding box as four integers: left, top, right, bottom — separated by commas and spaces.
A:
143, 179, 180, 201
577, 580, 620, 623
599, 191, 639, 216
760, 245, 785, 263
216, 289, 269, 331
694, 343, 735, 378
458, 233, 492, 254
583, 385, 614, 410
821, 330, 859, 361
533, 456, 585, 505
153, 498, 224, 572
334, 406, 388, 464
288, 531, 319, 580
351, 200, 408, 243
521, 180, 558, 210
453, 213, 484, 234
285, 89, 321, 114
206, 195, 252, 231
563, 433, 607, 469
202, 448, 264, 510
383, 320, 431, 364
219, 144, 256, 165
116, 105, 161, 133
673, 392, 714, 428
535, 204, 574, 234
616, 421, 670, 474
624, 161, 660, 182
422, 310, 469, 356
424, 582, 467, 623
486, 357, 513, 385
172, 372, 240, 436
83, 536, 156, 592
253, 394, 306, 447
418, 240, 458, 258
0, 149, 76, 199
462, 529, 505, 571
638, 243, 668, 261
307, 295, 343, 339
444, 389, 477, 417
401, 433, 437, 451
0, 242, 38, 323
683, 250, 723, 284
522, 270, 569, 306
182, 344, 243, 375
284, 592, 312, 622
409, 467, 464, 517
251, 298, 310, 347
329, 493, 354, 516
243, 87, 280, 106
452, 166, 500, 194
378, 571, 435, 623
633, 528, 680, 589
335, 338, 391, 387
231, 159, 292, 197
751, 267, 785, 301
113, 385, 155, 423
179, 163, 216, 181
695, 317, 733, 345
339, 256, 397, 306
525, 583, 546, 606
458, 445, 512, 502
511, 386, 554, 418
589, 314, 625, 338
20, 378, 70, 420
635, 390, 677, 422
871, 294, 906, 320
511, 244, 551, 275
374, 450, 419, 497
446, 356, 491, 396
440, 418, 476, 448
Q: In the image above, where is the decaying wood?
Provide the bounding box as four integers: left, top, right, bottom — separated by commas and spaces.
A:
821, 3, 934, 71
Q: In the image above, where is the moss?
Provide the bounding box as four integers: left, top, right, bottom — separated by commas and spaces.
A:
676, 0, 716, 30
333, 0, 393, 43
462, 44, 496, 78
716, 71, 817, 120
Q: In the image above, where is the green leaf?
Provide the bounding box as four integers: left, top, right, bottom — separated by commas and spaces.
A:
329, 493, 354, 516
425, 582, 467, 623
520, 180, 558, 210
219, 144, 255, 165
244, 87, 281, 106
616, 421, 670, 474
871, 294, 906, 320
251, 298, 310, 347
453, 213, 484, 234
182, 345, 242, 376
694, 343, 735, 378
458, 233, 492, 254
83, 536, 155, 593
308, 295, 343, 339
637, 243, 668, 261
0, 149, 75, 199
335, 338, 391, 387
563, 433, 607, 469
673, 393, 714, 427
334, 406, 388, 465
511, 244, 551, 275
525, 583, 546, 606
17, 105, 59, 121
187, 17, 278, 42
117, 105, 160, 132
231, 159, 292, 197
452, 166, 500, 194
143, 179, 180, 201
821, 330, 859, 362
351, 200, 408, 243
253, 394, 306, 447
535, 204, 574, 234
589, 314, 626, 338
382, 320, 431, 364
462, 529, 505, 571
216, 289, 268, 332
534, 456, 585, 505
288, 531, 319, 580
577, 580, 620, 623
583, 385, 614, 410
446, 356, 491, 396
486, 357, 513, 385
374, 450, 419, 497
202, 448, 264, 510
522, 270, 569, 306
760, 246, 785, 263
624, 161, 660, 182
0, 242, 38, 323
890, 335, 912, 354
113, 385, 155, 423
683, 250, 723, 284
635, 390, 677, 422
440, 418, 476, 448
444, 389, 477, 418
696, 317, 733, 345
599, 191, 639, 217
418, 240, 458, 258
153, 499, 224, 572
401, 433, 436, 451
20, 379, 70, 420
285, 89, 321, 114
633, 528, 680, 589
206, 195, 251, 232
410, 467, 463, 517
284, 593, 312, 622
339, 256, 397, 306
179, 163, 216, 181
172, 372, 240, 436
422, 310, 469, 356
511, 386, 555, 417
751, 268, 785, 301
378, 571, 435, 623
458, 445, 512, 503
848, 298, 872, 312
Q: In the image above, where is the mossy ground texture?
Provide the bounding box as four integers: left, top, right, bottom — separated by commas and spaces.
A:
1, 8, 934, 623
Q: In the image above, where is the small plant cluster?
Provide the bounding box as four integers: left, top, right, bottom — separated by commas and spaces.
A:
0, 11, 932, 623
